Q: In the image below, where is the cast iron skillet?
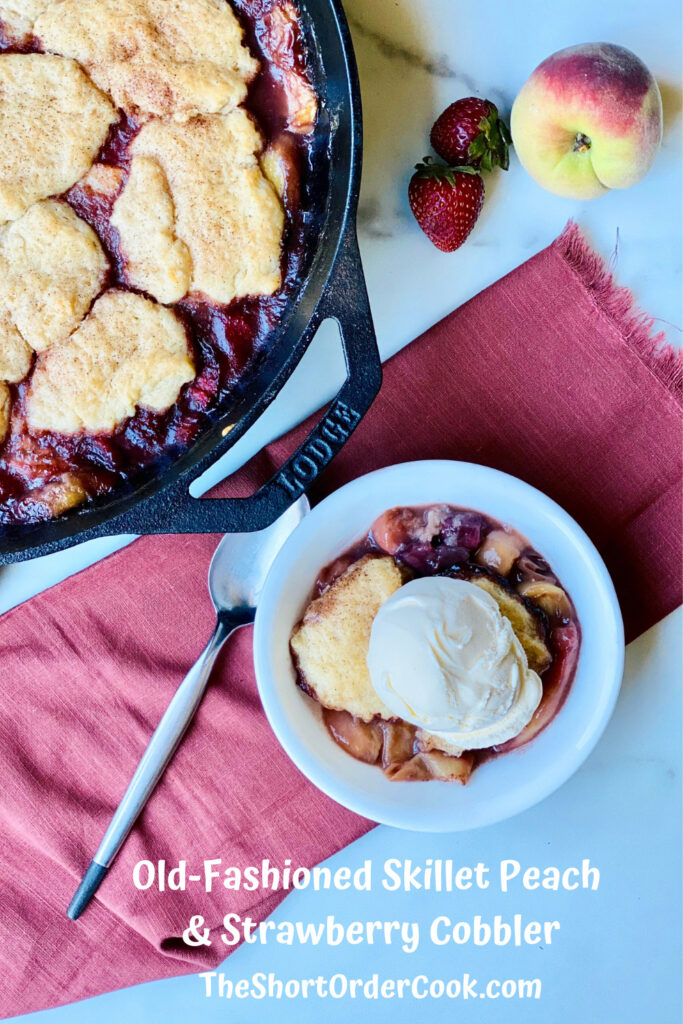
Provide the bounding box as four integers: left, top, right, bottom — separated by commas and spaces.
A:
0, 0, 380, 565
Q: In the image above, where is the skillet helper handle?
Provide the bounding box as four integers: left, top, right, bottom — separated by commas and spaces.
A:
185, 226, 382, 533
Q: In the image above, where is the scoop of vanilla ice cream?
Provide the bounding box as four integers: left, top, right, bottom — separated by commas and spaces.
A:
367, 576, 542, 751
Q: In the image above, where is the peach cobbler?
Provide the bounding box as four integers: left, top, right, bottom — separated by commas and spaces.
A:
0, 0, 318, 524
290, 504, 581, 784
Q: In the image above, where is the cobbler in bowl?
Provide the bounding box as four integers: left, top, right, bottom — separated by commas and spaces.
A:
290, 503, 581, 785
253, 461, 623, 830
0, 0, 319, 525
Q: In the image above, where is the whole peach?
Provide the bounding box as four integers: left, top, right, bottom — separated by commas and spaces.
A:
510, 43, 663, 199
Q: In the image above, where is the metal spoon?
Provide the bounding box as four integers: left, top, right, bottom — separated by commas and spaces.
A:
67, 495, 309, 920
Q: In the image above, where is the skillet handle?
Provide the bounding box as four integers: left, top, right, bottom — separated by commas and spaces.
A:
178, 227, 382, 533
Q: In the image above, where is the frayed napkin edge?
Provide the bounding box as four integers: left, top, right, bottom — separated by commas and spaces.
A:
554, 221, 683, 403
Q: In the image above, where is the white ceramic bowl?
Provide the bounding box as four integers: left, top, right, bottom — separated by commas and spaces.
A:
253, 461, 624, 832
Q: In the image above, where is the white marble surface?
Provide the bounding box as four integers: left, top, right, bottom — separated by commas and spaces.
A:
10, 0, 682, 1020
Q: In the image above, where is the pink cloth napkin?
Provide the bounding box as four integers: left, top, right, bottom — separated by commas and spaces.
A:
0, 223, 680, 1017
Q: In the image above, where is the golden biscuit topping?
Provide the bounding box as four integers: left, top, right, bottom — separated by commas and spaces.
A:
0, 54, 117, 224
26, 291, 195, 434
0, 199, 109, 353
130, 110, 284, 303
34, 0, 258, 122
111, 156, 192, 304
0, 382, 10, 443
0, 309, 32, 383
291, 556, 405, 723
0, 0, 50, 43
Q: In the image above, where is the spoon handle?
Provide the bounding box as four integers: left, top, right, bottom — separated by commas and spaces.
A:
67, 609, 253, 920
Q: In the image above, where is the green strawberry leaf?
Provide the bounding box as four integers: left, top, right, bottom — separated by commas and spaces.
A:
414, 157, 480, 185
499, 119, 512, 145
472, 103, 512, 173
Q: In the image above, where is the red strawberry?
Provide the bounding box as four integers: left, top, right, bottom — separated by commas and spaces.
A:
408, 158, 484, 252
430, 98, 511, 172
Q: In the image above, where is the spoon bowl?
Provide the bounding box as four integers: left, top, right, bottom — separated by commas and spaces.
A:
209, 496, 310, 613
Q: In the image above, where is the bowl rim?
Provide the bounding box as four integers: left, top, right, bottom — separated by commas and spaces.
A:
253, 459, 625, 832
